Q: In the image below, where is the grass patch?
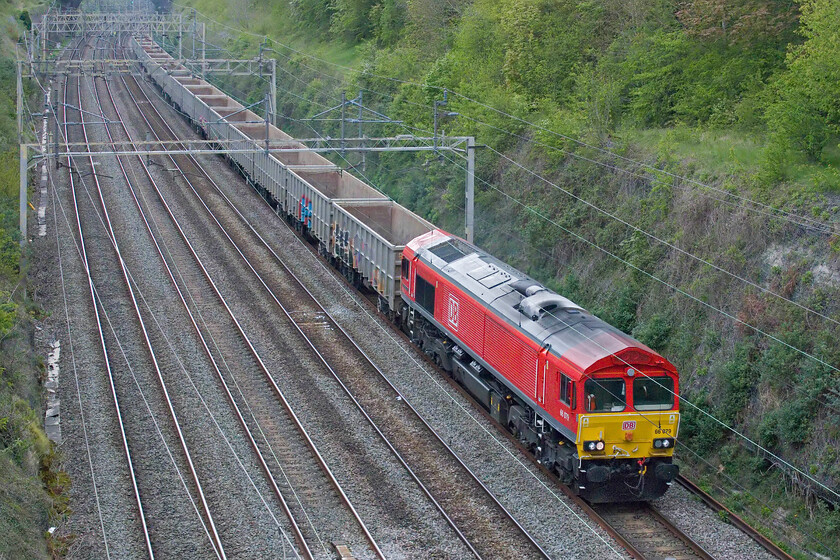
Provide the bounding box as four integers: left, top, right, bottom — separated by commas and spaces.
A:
0, 455, 51, 559
630, 126, 765, 174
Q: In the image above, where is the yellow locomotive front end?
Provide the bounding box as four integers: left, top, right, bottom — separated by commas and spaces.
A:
573, 372, 680, 502
578, 411, 680, 460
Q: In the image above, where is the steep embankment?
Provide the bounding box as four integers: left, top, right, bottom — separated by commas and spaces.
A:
0, 2, 70, 559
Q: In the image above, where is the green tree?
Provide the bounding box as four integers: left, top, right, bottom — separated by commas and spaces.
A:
676, 0, 799, 46
331, 0, 377, 42
766, 0, 840, 160
371, 0, 406, 45
499, 0, 597, 103
289, 0, 334, 33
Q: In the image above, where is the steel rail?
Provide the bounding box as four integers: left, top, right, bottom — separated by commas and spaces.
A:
79, 37, 227, 560
593, 501, 715, 559
60, 34, 155, 560
115, 54, 381, 560
128, 60, 550, 559
136, 32, 799, 560
676, 476, 795, 560
98, 36, 313, 560
647, 503, 715, 559
360, 282, 776, 560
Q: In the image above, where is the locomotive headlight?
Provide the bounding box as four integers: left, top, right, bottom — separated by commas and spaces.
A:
584, 440, 605, 453
653, 438, 675, 450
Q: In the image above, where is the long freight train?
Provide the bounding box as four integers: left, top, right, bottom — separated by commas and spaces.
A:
133, 35, 680, 502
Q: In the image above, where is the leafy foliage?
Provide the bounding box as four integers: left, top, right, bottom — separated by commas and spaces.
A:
766, 0, 840, 161
137, 0, 840, 553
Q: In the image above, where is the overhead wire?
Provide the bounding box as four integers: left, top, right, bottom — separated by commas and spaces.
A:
205, 26, 840, 436
238, 19, 840, 237
136, 14, 840, 518
423, 142, 840, 501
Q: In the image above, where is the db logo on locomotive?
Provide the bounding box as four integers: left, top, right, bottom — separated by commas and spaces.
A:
622, 421, 637, 431
447, 295, 460, 329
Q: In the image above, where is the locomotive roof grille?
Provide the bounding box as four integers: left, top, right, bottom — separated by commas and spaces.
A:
428, 239, 472, 263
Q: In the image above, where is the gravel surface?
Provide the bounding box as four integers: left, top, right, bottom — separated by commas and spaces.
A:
31, 36, 303, 559
87, 44, 322, 558
27, 33, 782, 560
653, 484, 776, 560
137, 49, 784, 560
32, 146, 144, 560
27, 38, 166, 558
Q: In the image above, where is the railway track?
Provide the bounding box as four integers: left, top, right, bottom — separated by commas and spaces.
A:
95, 36, 379, 559
674, 476, 794, 560
52, 29, 793, 560
591, 502, 713, 560
54, 34, 154, 560
354, 260, 793, 560
61, 34, 221, 558
118, 36, 557, 559
353, 261, 794, 560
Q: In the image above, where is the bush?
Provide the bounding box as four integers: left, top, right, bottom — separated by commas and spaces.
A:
717, 342, 760, 424
680, 395, 725, 456
18, 10, 31, 31
602, 282, 639, 334
766, 0, 840, 161
633, 313, 672, 350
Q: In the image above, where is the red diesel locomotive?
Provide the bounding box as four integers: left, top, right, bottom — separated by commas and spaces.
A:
400, 230, 680, 502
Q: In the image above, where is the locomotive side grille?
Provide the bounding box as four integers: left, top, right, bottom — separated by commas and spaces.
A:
484, 317, 538, 397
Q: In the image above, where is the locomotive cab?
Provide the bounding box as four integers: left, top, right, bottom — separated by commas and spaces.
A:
575, 366, 680, 502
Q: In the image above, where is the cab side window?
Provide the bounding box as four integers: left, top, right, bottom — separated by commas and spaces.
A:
401, 258, 410, 279
559, 374, 574, 408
